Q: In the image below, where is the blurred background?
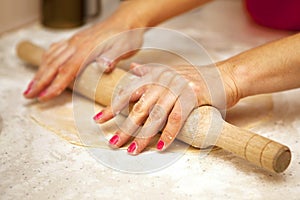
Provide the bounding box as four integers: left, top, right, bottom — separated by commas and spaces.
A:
0, 0, 120, 34
0, 0, 39, 33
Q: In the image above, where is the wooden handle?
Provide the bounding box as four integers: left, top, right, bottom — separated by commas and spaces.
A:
176, 106, 291, 173
220, 122, 291, 173
17, 41, 44, 66
16, 41, 291, 173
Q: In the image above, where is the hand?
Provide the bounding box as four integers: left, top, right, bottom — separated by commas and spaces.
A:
94, 62, 240, 155
22, 0, 211, 101
23, 20, 143, 101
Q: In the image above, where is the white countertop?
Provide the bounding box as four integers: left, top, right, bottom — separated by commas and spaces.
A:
1, 0, 300, 199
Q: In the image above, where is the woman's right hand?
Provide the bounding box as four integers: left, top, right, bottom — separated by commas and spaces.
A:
94, 62, 240, 155
23, 19, 144, 101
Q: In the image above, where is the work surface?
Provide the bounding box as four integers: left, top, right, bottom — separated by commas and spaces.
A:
1, 0, 300, 199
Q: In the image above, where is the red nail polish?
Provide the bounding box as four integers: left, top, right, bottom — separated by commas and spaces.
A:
157, 140, 165, 150
109, 135, 119, 145
127, 142, 137, 154
38, 90, 47, 98
93, 111, 103, 121
23, 81, 34, 95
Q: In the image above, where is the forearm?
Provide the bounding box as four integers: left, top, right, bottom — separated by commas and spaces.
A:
105, 0, 211, 28
224, 33, 300, 99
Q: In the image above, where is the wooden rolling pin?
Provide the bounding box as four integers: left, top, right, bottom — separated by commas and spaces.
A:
17, 41, 291, 173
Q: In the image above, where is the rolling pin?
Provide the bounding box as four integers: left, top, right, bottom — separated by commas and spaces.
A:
16, 41, 291, 173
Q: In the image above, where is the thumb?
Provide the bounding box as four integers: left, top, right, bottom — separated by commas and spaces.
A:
96, 47, 139, 73
95, 55, 116, 73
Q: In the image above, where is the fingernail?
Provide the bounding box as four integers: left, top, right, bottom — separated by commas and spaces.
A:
23, 81, 34, 95
127, 142, 137, 154
157, 140, 165, 151
38, 90, 47, 98
93, 111, 103, 121
109, 134, 119, 146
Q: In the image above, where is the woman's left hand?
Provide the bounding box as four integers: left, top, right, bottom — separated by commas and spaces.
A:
94, 62, 239, 155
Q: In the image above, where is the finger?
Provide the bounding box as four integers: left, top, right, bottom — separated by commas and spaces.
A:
118, 69, 179, 133
109, 68, 178, 149
44, 40, 66, 56
44, 41, 68, 66
94, 72, 168, 124
93, 85, 148, 124
129, 85, 148, 102
107, 72, 157, 118
95, 56, 114, 72
107, 130, 134, 149
127, 104, 168, 155
38, 41, 70, 78
126, 72, 190, 155
105, 54, 139, 73
37, 51, 82, 101
95, 46, 135, 73
157, 89, 197, 151
108, 85, 164, 148
129, 62, 151, 77
106, 66, 176, 149
126, 137, 153, 155
101, 35, 141, 73
25, 47, 76, 99
110, 65, 170, 113
93, 105, 115, 123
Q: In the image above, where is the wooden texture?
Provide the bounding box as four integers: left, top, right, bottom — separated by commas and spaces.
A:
16, 41, 291, 173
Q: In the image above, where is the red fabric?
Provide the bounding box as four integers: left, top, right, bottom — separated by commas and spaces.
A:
245, 0, 300, 30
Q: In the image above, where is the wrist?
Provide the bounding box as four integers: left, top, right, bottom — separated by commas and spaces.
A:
215, 61, 243, 108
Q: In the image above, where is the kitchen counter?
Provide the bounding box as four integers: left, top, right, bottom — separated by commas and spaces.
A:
1, 0, 300, 199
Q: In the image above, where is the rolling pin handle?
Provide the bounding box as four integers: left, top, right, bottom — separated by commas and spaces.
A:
16, 41, 45, 66
219, 123, 291, 173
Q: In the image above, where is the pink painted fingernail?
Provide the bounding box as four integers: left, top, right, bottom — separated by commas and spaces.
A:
109, 134, 119, 146
127, 142, 137, 154
157, 140, 165, 150
38, 90, 47, 98
93, 111, 103, 121
23, 81, 34, 95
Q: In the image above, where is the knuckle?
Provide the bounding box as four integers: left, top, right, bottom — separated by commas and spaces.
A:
149, 105, 166, 121
104, 63, 116, 73
172, 74, 185, 83
116, 87, 124, 96
35, 79, 47, 89
158, 70, 174, 81
132, 100, 148, 116
162, 129, 175, 142
70, 35, 81, 43
58, 67, 75, 79
116, 85, 132, 99
49, 84, 65, 96
50, 41, 62, 49
35, 75, 52, 88
190, 83, 202, 95
168, 111, 182, 124
58, 67, 68, 75
133, 65, 147, 76
49, 43, 57, 49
